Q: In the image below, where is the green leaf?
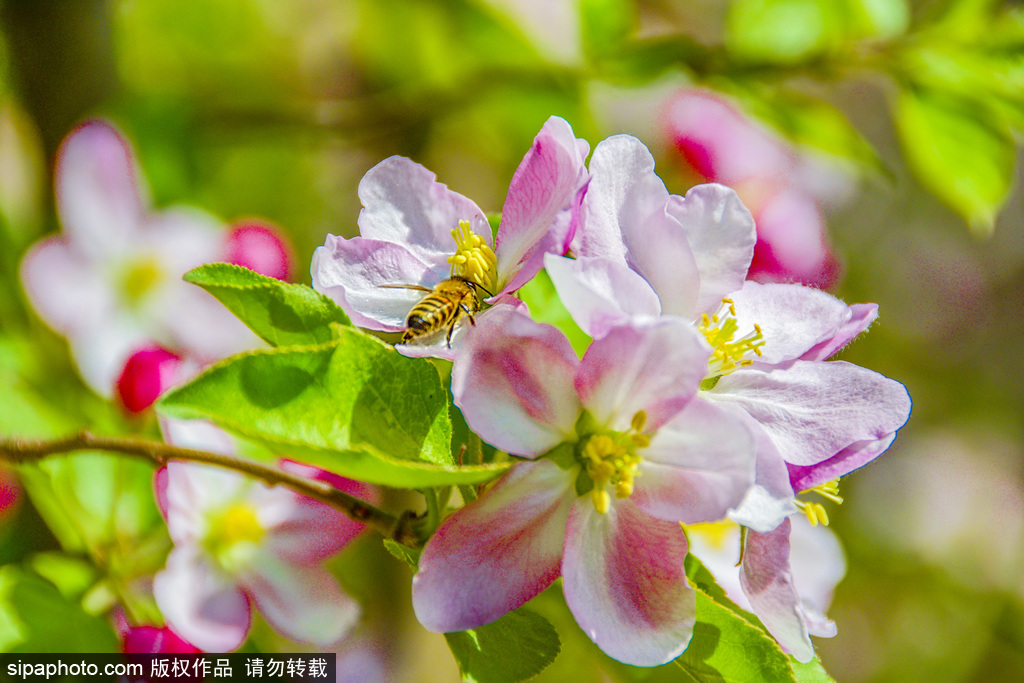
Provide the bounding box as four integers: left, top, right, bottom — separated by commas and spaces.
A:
383, 539, 421, 569
184, 263, 350, 347
791, 656, 836, 682
445, 607, 560, 683
894, 87, 1015, 235
675, 587, 798, 682
158, 328, 509, 487
0, 565, 119, 652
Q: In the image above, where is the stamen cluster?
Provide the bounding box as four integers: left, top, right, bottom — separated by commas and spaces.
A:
699, 298, 764, 378
579, 411, 650, 514
448, 220, 498, 293
795, 479, 844, 526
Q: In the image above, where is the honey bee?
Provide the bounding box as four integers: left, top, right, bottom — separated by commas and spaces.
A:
380, 276, 489, 347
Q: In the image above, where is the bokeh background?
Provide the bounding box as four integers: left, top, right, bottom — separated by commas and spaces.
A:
1, 0, 1023, 680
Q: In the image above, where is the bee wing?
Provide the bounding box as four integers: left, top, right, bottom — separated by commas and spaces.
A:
378, 284, 434, 293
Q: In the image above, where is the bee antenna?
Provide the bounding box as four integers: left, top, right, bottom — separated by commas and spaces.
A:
474, 282, 494, 297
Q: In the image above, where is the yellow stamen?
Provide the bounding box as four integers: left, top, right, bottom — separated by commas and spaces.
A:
118, 256, 165, 308
699, 298, 765, 379
205, 503, 265, 569
579, 412, 650, 513
794, 479, 844, 526
448, 220, 498, 292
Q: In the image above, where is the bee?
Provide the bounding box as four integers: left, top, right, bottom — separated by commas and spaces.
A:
380, 276, 490, 347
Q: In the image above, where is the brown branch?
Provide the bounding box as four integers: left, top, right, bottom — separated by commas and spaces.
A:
0, 432, 421, 546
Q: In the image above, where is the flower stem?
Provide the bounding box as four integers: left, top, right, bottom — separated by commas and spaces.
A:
0, 431, 420, 546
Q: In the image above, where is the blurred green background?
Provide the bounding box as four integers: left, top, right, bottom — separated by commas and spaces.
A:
1, 0, 1023, 680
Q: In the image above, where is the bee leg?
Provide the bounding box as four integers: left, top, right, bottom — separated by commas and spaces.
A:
446, 322, 455, 349
460, 304, 477, 326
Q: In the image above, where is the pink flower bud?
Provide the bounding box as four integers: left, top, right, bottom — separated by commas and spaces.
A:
223, 221, 292, 281
116, 346, 181, 414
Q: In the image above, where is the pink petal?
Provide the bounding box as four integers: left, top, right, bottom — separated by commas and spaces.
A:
451, 308, 581, 457
495, 116, 588, 292
663, 90, 791, 184
712, 361, 911, 467
789, 517, 844, 638
800, 303, 878, 361
160, 458, 246, 543
240, 553, 360, 647
562, 498, 695, 666
223, 220, 293, 281
543, 254, 661, 339
728, 282, 864, 365
116, 346, 182, 414
357, 156, 490, 255
500, 203, 578, 296
747, 190, 839, 289
787, 433, 897, 493
740, 519, 814, 662
255, 489, 361, 565
122, 625, 202, 653
575, 319, 709, 432
412, 460, 573, 632
54, 120, 147, 258
277, 459, 376, 552
665, 183, 756, 314
633, 397, 755, 524
312, 235, 445, 331
153, 547, 251, 652
578, 135, 700, 318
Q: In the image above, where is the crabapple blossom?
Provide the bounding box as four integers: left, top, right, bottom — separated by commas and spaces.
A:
664, 89, 846, 288
545, 133, 910, 530
153, 420, 372, 652
20, 120, 291, 397
411, 308, 756, 666
312, 115, 588, 358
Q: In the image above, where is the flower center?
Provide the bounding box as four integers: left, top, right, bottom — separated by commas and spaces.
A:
447, 220, 498, 293
794, 479, 844, 526
699, 298, 764, 383
578, 411, 650, 514
204, 503, 265, 570
685, 519, 739, 552
118, 255, 166, 309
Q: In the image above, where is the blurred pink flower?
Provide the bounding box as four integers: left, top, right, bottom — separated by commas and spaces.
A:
412, 308, 755, 666
312, 116, 589, 359
20, 120, 290, 396
224, 220, 293, 281
121, 625, 202, 654
664, 90, 844, 288
153, 421, 373, 652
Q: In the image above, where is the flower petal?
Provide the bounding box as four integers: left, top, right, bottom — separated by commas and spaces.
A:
739, 519, 814, 662
665, 183, 756, 314
544, 254, 661, 339
728, 282, 859, 365
240, 552, 360, 647
312, 235, 445, 331
577, 135, 700, 317
451, 307, 580, 456
412, 460, 573, 632
787, 433, 897, 493
55, 120, 147, 258
356, 156, 489, 255
562, 498, 695, 666
712, 361, 911, 466
633, 397, 755, 524
789, 517, 844, 638
575, 319, 709, 432
153, 547, 251, 652
495, 116, 588, 292
800, 303, 878, 362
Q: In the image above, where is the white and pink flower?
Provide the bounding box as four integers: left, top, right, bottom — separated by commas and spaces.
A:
411, 308, 756, 666
153, 422, 373, 651
312, 116, 589, 358
20, 120, 291, 398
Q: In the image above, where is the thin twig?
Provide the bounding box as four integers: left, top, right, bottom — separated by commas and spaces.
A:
0, 432, 421, 546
